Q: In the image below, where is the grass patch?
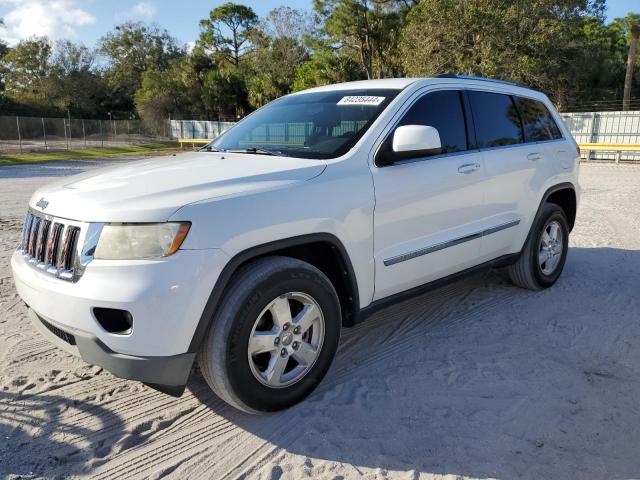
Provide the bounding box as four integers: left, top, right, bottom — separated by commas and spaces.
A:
0, 143, 180, 166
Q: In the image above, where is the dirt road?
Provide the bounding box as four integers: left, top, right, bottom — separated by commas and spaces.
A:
1, 161, 640, 480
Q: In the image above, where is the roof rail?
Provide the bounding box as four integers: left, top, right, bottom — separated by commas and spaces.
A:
434, 74, 529, 89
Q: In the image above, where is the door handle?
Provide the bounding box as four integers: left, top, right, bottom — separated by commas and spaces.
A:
458, 163, 480, 174
527, 152, 542, 161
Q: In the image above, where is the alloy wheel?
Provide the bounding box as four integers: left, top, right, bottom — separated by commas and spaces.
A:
247, 292, 325, 388
538, 220, 564, 275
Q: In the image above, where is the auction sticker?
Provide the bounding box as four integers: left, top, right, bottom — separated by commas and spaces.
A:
337, 96, 385, 106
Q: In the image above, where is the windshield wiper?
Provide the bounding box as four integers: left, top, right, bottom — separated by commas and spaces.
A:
226, 147, 287, 156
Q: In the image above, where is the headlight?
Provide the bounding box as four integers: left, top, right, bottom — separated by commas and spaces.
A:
94, 222, 191, 260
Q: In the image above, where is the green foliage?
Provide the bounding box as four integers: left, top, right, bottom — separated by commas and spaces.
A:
204, 66, 253, 119
135, 60, 189, 133
2, 38, 54, 107
192, 4, 260, 118
293, 47, 365, 90
99, 22, 184, 114
580, 16, 629, 101
610, 12, 640, 41
313, 0, 405, 79
0, 20, 15, 103
197, 3, 258, 66
245, 7, 311, 108
400, 0, 612, 108
0, 37, 108, 117
0, 38, 7, 61
1, 1, 639, 119
247, 36, 307, 108
50, 40, 107, 115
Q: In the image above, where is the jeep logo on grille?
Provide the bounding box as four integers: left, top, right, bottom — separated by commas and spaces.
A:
36, 198, 49, 210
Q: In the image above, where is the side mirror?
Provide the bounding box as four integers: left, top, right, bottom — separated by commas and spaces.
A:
377, 125, 442, 166
393, 125, 442, 155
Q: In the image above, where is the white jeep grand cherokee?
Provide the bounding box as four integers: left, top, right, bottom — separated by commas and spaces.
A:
12, 76, 579, 413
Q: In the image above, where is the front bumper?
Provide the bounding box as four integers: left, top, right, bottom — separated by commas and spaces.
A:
29, 309, 195, 390
12, 247, 229, 389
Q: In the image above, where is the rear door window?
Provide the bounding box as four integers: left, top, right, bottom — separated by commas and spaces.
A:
469, 91, 523, 148
517, 97, 563, 142
398, 90, 468, 154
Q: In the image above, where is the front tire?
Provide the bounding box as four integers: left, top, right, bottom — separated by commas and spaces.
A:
198, 256, 341, 414
508, 202, 569, 290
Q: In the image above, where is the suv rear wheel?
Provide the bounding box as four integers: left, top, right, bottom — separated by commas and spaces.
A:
508, 202, 569, 290
198, 256, 341, 413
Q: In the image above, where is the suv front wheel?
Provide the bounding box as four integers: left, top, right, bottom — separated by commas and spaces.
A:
508, 202, 569, 290
198, 256, 341, 413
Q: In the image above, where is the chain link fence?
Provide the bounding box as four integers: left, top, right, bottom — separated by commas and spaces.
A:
0, 116, 170, 153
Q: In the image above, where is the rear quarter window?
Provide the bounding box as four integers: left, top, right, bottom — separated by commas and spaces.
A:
469, 91, 523, 148
517, 97, 563, 142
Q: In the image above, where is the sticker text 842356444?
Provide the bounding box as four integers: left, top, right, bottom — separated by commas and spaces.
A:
337, 96, 386, 106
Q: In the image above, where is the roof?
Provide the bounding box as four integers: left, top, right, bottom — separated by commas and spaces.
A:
294, 76, 536, 95
293, 78, 420, 94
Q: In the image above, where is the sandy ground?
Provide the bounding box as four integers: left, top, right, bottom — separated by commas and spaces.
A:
1, 161, 640, 480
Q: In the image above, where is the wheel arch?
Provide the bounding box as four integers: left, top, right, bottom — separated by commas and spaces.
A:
187, 233, 360, 353
527, 182, 577, 244
545, 185, 577, 232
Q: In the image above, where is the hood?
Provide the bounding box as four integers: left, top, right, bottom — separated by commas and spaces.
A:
28, 152, 326, 222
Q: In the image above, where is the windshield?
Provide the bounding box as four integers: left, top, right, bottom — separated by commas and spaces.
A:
210, 89, 400, 159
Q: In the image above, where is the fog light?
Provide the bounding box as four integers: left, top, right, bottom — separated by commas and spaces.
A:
93, 307, 133, 334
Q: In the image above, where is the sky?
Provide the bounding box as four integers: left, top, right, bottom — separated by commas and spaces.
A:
0, 0, 637, 48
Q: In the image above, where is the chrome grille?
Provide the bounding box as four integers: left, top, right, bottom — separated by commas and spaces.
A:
17, 211, 92, 282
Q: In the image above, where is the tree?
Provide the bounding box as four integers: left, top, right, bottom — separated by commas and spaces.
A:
52, 40, 95, 76
195, 4, 259, 117
198, 3, 258, 66
135, 60, 188, 132
50, 40, 107, 116
576, 15, 629, 108
623, 23, 639, 110
610, 13, 640, 107
259, 6, 311, 40
400, 0, 607, 109
0, 18, 8, 96
3, 2, 639, 119
246, 7, 310, 107
201, 67, 248, 119
609, 13, 640, 41
1, 37, 54, 108
0, 17, 7, 59
99, 22, 183, 114
313, 0, 405, 79
293, 47, 365, 90
0, 37, 110, 116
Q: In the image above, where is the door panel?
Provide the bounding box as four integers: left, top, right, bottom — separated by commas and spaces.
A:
467, 91, 532, 260
371, 89, 491, 301
476, 94, 568, 260
371, 152, 487, 300
477, 145, 537, 261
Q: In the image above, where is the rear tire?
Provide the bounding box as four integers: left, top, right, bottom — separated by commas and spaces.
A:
508, 202, 569, 290
198, 256, 341, 414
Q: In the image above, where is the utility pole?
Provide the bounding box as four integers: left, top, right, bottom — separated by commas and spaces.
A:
42, 117, 48, 151
108, 112, 112, 144
623, 23, 640, 111
16, 116, 22, 154
66, 109, 72, 150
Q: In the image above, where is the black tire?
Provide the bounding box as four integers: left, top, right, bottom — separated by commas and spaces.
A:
198, 256, 341, 414
508, 202, 569, 290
